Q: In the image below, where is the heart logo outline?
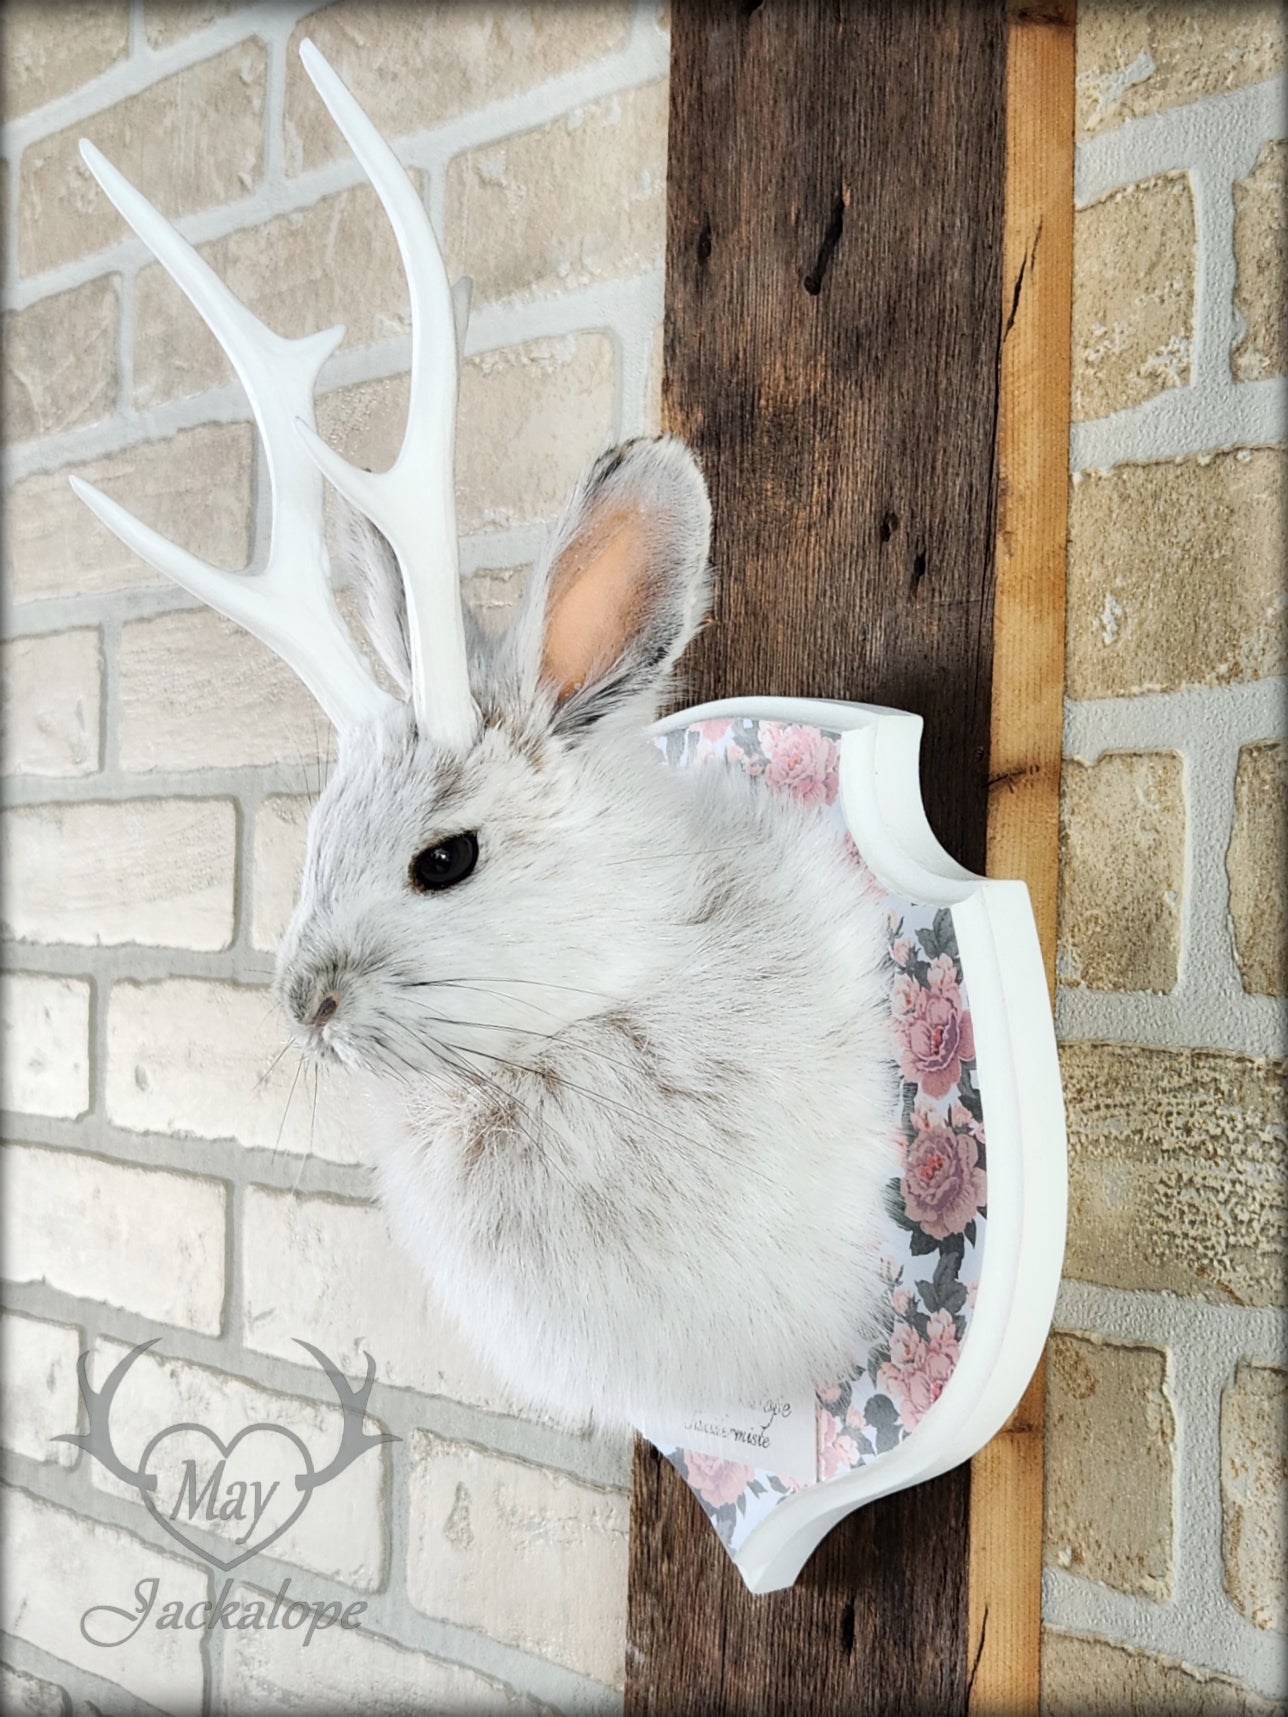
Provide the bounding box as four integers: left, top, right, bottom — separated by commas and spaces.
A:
139, 1420, 315, 1571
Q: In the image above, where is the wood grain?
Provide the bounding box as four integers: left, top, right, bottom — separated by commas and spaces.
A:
967, 3, 1074, 1713
628, 2, 1007, 1711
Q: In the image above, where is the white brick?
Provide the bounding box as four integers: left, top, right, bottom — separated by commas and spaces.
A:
118, 609, 331, 773
1, 972, 90, 1118
407, 1434, 628, 1690
241, 1188, 536, 1419
0, 1662, 67, 1717
2, 1143, 226, 1333
1, 629, 101, 777
90, 1341, 386, 1590
252, 794, 313, 952
106, 979, 369, 1165
0, 1309, 82, 1466
2, 799, 235, 949
0, 1489, 205, 1712
218, 1595, 539, 1714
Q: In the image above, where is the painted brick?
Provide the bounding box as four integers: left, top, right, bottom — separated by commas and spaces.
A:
1058, 751, 1184, 993
1042, 1629, 1284, 1716
2, 276, 119, 444
463, 564, 529, 635
317, 333, 616, 536
0, 1309, 82, 1467
252, 794, 313, 952
1, 973, 90, 1119
1228, 740, 1288, 998
1060, 1042, 1287, 1307
1072, 173, 1194, 422
0, 2, 129, 121
2, 1142, 226, 1332
1221, 1361, 1287, 1632
18, 42, 268, 276
445, 81, 667, 305
0, 1489, 205, 1712
118, 608, 331, 773
5, 423, 255, 603
1234, 140, 1287, 383
2, 799, 236, 950
105, 979, 368, 1165
1066, 450, 1285, 700
1075, 0, 1286, 137
1, 629, 101, 777
406, 1433, 628, 1690
283, 3, 634, 174
218, 1592, 541, 1714
1045, 1333, 1175, 1599
133, 178, 422, 408
89, 1340, 387, 1590
145, 1, 249, 49
0, 1663, 67, 1717
241, 1187, 536, 1418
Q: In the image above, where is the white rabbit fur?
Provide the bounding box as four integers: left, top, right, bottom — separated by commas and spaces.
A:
278, 436, 897, 1428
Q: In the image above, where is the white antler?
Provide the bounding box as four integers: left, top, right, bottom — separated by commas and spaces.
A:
293, 39, 480, 753
69, 142, 396, 734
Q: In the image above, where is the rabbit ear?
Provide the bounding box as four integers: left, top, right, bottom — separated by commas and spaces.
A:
333, 499, 414, 697
518, 437, 712, 733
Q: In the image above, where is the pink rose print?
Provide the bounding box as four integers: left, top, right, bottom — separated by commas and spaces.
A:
901, 1104, 986, 1240
696, 720, 732, 743
818, 1411, 860, 1479
892, 957, 976, 1098
684, 1451, 757, 1508
817, 1380, 843, 1406
891, 1285, 913, 1317
876, 1310, 961, 1430
758, 722, 840, 807
890, 936, 914, 968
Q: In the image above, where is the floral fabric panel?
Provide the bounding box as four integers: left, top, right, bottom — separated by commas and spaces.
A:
652, 718, 988, 1555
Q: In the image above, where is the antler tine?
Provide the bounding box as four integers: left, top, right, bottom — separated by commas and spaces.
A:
294, 40, 481, 753
69, 140, 396, 734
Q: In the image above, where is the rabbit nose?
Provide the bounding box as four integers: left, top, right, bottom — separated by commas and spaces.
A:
310, 992, 340, 1027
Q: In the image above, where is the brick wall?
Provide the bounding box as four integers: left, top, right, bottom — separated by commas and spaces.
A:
1043, 4, 1286, 1711
1, 4, 666, 1711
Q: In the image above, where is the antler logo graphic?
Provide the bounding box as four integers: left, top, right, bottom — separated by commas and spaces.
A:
59, 1339, 396, 1571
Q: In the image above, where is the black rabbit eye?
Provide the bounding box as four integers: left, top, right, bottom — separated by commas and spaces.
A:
410, 832, 479, 892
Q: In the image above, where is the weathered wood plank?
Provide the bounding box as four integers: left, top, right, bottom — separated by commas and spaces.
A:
968, 3, 1075, 1711
628, 2, 1007, 1710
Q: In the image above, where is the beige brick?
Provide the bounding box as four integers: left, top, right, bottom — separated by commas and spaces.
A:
1, 2, 130, 121
133, 179, 422, 408
0, 1310, 82, 1467
1, 973, 90, 1119
1222, 1361, 1287, 1632
2, 276, 118, 443
18, 42, 268, 277
118, 608, 331, 772
1060, 1042, 1287, 1306
2, 799, 236, 950
1058, 751, 1184, 993
0, 629, 101, 776
1072, 174, 1194, 423
241, 1187, 538, 1417
105, 978, 369, 1165
2, 1142, 226, 1332
5, 423, 254, 603
645, 319, 664, 435
1066, 450, 1285, 699
0, 1489, 205, 1712
219, 1593, 539, 1715
1075, 1, 1286, 138
463, 564, 529, 635
284, 3, 633, 175
89, 1340, 387, 1589
1228, 741, 1288, 998
145, 0, 249, 49
1044, 1334, 1174, 1599
252, 793, 312, 951
445, 81, 667, 306
1234, 141, 1287, 383
1043, 1630, 1284, 1716
0, 1663, 67, 1717
407, 1433, 628, 1689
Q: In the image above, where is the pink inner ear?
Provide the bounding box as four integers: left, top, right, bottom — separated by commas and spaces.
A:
541, 506, 650, 700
